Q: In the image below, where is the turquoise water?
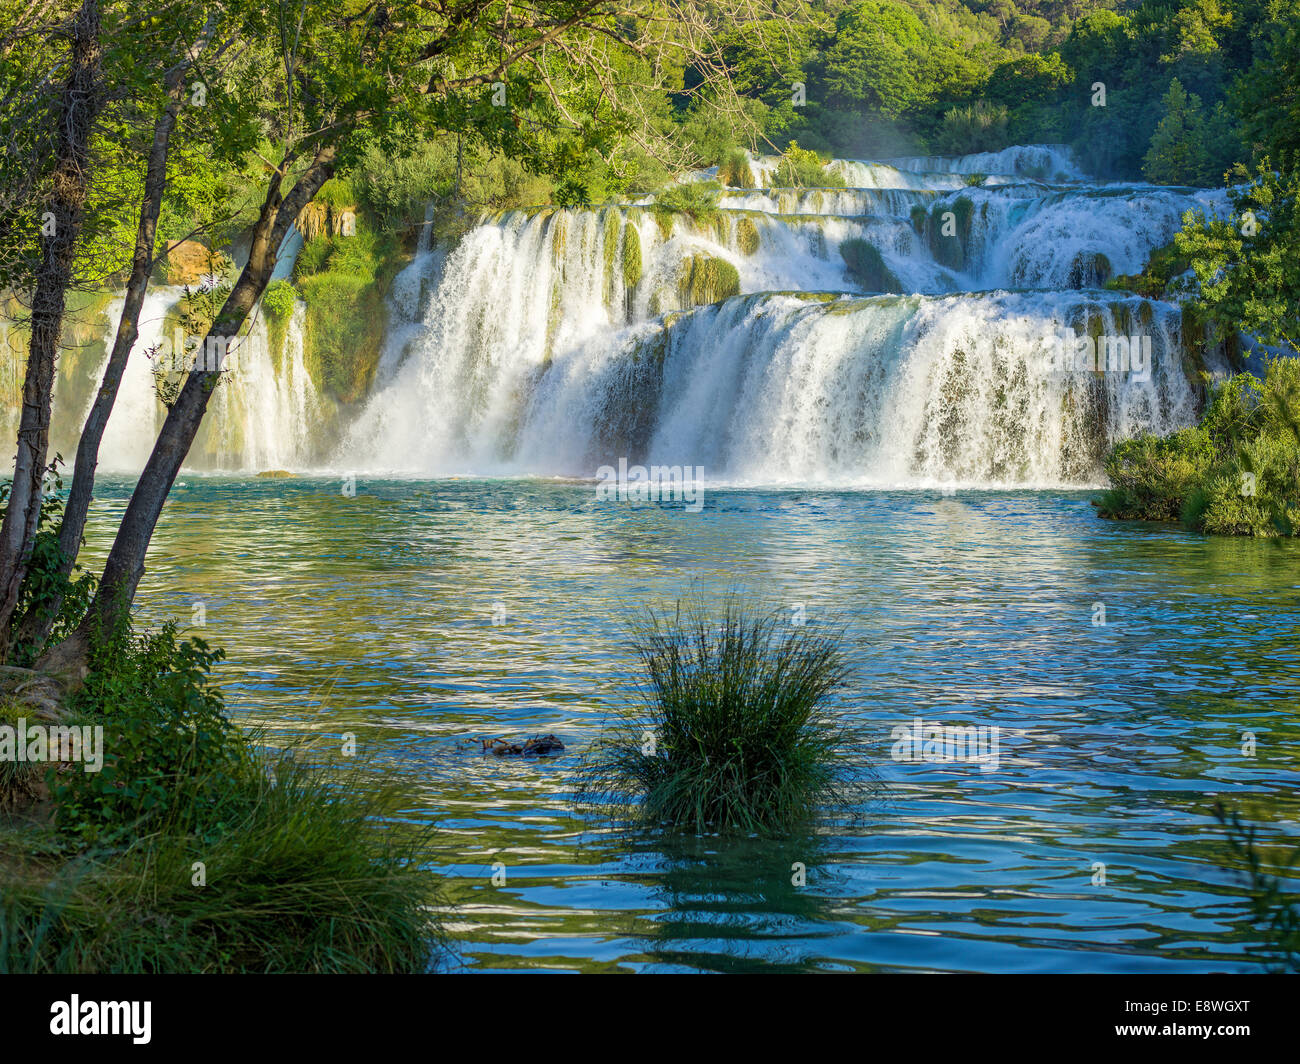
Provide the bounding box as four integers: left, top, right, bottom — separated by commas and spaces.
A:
84, 476, 1300, 972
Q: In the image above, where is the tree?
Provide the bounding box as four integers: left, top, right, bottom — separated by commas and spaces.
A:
38, 0, 808, 669
0, 0, 101, 647
1143, 78, 1213, 184
811, 1, 976, 119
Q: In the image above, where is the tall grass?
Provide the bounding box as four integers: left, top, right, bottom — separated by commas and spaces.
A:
576, 597, 867, 834
1216, 802, 1300, 972
1, 621, 448, 973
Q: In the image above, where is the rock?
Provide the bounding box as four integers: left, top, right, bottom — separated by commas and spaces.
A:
159, 239, 219, 286
256, 469, 294, 478
474, 734, 566, 757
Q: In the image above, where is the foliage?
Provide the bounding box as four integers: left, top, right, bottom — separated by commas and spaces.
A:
2, 754, 444, 973
576, 596, 867, 834
5, 459, 96, 666
1097, 360, 1300, 535
773, 142, 844, 188
1216, 802, 1300, 972
933, 102, 1010, 155
260, 279, 297, 320
1174, 163, 1300, 347
840, 238, 902, 292
56, 623, 246, 842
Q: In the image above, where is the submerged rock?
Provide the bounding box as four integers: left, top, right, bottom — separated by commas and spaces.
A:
474, 734, 566, 757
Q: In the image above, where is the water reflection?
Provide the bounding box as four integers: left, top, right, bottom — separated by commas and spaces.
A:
78, 477, 1300, 972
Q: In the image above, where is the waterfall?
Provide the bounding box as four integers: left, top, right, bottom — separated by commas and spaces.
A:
342, 145, 1231, 485
66, 288, 323, 472
33, 144, 1232, 483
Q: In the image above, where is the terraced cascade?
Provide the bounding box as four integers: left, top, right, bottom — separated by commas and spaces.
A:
345, 144, 1233, 484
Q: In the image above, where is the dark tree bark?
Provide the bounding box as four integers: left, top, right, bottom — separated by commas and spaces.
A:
13, 70, 187, 654
0, 0, 101, 653
39, 142, 337, 673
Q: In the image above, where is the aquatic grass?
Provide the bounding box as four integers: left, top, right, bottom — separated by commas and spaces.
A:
1216, 802, 1300, 972
577, 596, 867, 834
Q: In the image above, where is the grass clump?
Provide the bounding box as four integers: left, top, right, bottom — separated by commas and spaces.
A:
576, 596, 866, 835
735, 216, 761, 256
718, 149, 754, 189
0, 621, 446, 973
651, 180, 722, 239
1096, 358, 1300, 535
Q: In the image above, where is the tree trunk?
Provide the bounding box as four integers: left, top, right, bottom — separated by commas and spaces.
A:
0, 0, 101, 653
12, 74, 185, 654
39, 143, 337, 673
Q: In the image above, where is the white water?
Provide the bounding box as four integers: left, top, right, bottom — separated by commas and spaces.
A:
37, 146, 1229, 482
341, 145, 1230, 485
81, 283, 322, 472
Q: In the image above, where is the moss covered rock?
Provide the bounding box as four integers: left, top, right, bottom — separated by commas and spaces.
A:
678, 254, 740, 307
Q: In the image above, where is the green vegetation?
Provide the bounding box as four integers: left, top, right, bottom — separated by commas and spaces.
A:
736, 216, 761, 255
293, 216, 404, 404
773, 142, 844, 188
1217, 803, 1300, 972
1098, 360, 1300, 536
718, 149, 755, 188
0, 620, 444, 973
679, 254, 741, 306
576, 597, 865, 834
651, 181, 723, 234
840, 237, 902, 292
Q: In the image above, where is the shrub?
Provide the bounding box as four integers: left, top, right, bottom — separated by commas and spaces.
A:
1097, 358, 1300, 534
4, 459, 96, 666
840, 238, 901, 293
576, 596, 867, 834
2, 756, 444, 973
1095, 427, 1216, 522
774, 141, 845, 188
1, 620, 447, 973
932, 102, 1010, 155
679, 254, 740, 306
651, 180, 722, 225
261, 279, 297, 320
718, 149, 754, 188
55, 623, 247, 842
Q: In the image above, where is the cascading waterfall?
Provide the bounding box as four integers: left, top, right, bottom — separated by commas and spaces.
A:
343, 144, 1232, 485
60, 285, 323, 472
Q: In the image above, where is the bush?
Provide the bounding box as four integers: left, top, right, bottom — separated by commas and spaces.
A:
840, 238, 901, 293
1097, 359, 1300, 534
55, 623, 247, 842
718, 149, 754, 188
4, 459, 95, 666
576, 596, 867, 834
651, 180, 722, 225
1, 620, 446, 973
261, 279, 297, 320
1095, 428, 1216, 522
679, 254, 740, 306
932, 102, 1009, 155
2, 756, 444, 973
774, 141, 845, 188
